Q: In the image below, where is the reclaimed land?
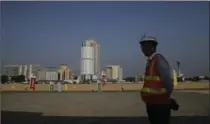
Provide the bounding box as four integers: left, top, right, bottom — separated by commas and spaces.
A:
1, 91, 209, 124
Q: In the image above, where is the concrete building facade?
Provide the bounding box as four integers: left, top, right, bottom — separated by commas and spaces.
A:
23, 65, 28, 76
105, 65, 123, 80
3, 64, 40, 77
58, 64, 72, 80
37, 68, 58, 81
3, 65, 20, 76
31, 65, 40, 77
18, 64, 40, 78
81, 39, 100, 81
118, 67, 123, 80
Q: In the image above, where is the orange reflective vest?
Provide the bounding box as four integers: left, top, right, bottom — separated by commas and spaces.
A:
140, 54, 170, 104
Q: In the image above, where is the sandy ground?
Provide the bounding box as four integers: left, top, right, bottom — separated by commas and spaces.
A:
1, 92, 209, 124
0, 82, 209, 94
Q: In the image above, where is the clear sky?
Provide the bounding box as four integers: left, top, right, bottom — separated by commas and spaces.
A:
1, 1, 209, 77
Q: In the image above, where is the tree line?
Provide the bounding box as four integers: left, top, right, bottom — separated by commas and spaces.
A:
1, 75, 26, 84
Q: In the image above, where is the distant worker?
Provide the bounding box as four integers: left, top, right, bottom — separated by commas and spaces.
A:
29, 74, 36, 91
101, 75, 106, 86
139, 35, 179, 124
57, 81, 62, 92
97, 75, 102, 92
49, 81, 54, 92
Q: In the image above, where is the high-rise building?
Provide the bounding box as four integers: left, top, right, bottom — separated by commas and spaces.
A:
19, 65, 23, 75
81, 39, 100, 81
105, 65, 123, 80
23, 65, 28, 76
119, 67, 123, 80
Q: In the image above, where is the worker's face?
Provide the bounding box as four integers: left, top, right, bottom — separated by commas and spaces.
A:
141, 43, 156, 57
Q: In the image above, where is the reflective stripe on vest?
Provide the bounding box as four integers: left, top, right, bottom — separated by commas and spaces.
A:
144, 76, 160, 81
141, 54, 167, 95
140, 87, 167, 94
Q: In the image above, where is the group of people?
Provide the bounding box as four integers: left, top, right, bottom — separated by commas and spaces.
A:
49, 81, 65, 92
47, 76, 106, 92
28, 77, 105, 92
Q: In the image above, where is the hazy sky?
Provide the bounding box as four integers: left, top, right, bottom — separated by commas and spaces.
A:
1, 1, 209, 77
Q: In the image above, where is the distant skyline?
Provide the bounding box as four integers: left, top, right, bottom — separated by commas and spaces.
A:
1, 1, 209, 76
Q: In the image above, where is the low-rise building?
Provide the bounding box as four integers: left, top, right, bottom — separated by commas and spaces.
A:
19, 64, 40, 78
105, 65, 123, 80
3, 65, 19, 76
58, 64, 73, 80
37, 67, 58, 81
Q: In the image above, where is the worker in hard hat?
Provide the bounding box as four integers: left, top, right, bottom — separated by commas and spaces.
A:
139, 35, 179, 124
97, 75, 102, 92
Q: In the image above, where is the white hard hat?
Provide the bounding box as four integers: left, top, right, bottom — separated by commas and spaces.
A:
139, 35, 158, 46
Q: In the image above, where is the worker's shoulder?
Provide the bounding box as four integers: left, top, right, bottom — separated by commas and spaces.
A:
154, 53, 169, 64
154, 53, 166, 60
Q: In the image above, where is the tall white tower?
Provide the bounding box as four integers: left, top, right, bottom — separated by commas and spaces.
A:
81, 39, 100, 81
19, 65, 22, 75
23, 65, 28, 77
29, 64, 32, 77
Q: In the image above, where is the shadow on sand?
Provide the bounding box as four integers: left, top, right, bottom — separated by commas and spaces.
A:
1, 111, 209, 124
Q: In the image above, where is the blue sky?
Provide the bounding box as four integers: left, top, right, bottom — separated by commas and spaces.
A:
1, 1, 209, 76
